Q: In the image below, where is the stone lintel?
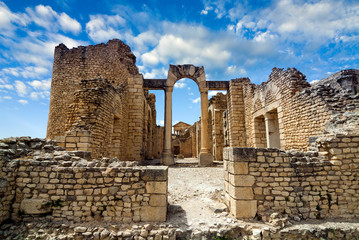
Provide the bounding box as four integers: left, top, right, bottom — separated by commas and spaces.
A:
143, 79, 167, 89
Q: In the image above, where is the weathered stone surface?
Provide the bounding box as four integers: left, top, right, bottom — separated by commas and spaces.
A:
140, 206, 167, 222
20, 199, 49, 214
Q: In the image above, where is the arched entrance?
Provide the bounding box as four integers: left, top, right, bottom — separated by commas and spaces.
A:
162, 65, 213, 166
143, 64, 229, 166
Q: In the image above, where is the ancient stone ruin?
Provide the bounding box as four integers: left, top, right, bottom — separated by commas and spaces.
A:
1, 39, 359, 239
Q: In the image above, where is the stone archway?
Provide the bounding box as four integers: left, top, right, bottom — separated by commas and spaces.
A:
162, 65, 213, 166
143, 64, 229, 166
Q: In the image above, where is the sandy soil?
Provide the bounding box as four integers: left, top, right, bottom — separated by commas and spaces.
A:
166, 165, 238, 230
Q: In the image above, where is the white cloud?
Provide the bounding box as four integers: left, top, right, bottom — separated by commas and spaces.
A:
58, 12, 81, 34
192, 97, 200, 103
18, 99, 28, 105
174, 79, 187, 89
226, 65, 247, 75
142, 67, 167, 79
201, 6, 213, 15
141, 32, 230, 67
25, 4, 81, 34
229, 0, 359, 43
2, 66, 49, 78
0, 2, 29, 37
14, 80, 28, 96
28, 79, 51, 91
0, 96, 12, 101
0, 84, 14, 90
86, 14, 126, 42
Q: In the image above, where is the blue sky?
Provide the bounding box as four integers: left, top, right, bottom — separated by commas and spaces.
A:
1, 0, 359, 138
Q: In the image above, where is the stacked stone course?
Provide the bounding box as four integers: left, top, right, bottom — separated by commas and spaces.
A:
0, 137, 168, 225
47, 40, 160, 162
224, 128, 359, 222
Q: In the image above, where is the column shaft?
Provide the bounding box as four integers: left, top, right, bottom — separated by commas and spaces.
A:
199, 90, 213, 165
162, 87, 174, 165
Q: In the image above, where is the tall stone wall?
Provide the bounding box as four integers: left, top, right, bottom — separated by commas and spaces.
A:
47, 40, 160, 162
224, 128, 359, 221
227, 78, 249, 147
47, 39, 138, 139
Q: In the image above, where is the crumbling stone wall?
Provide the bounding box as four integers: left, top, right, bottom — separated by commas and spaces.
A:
47, 39, 138, 139
224, 129, 359, 221
0, 137, 168, 225
228, 68, 359, 151
47, 40, 159, 162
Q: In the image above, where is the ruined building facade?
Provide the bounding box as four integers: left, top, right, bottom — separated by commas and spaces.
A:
46, 40, 359, 166
47, 40, 163, 162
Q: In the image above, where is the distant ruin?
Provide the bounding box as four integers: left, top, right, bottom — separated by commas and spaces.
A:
1, 39, 358, 239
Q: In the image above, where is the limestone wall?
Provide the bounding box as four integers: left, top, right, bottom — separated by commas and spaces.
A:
0, 138, 168, 224
229, 68, 359, 151
47, 39, 138, 139
47, 40, 161, 162
224, 131, 359, 221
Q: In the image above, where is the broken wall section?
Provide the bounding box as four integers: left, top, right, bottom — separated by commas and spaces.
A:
47, 39, 138, 139
231, 68, 359, 151
224, 129, 359, 222
0, 137, 168, 225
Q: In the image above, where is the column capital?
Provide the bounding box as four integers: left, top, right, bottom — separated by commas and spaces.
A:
164, 86, 174, 92
199, 89, 209, 94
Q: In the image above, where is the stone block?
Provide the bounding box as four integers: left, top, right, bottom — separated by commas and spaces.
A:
230, 199, 257, 219
149, 194, 167, 207
229, 162, 248, 174
20, 199, 50, 214
229, 185, 254, 200
140, 206, 166, 222
142, 167, 168, 181
229, 174, 255, 187
146, 181, 167, 194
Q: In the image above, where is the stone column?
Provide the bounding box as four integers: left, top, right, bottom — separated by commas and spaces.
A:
199, 90, 213, 166
162, 86, 175, 165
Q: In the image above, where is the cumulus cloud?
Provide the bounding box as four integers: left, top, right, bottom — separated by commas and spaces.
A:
141, 67, 167, 79
25, 4, 81, 34
86, 14, 126, 42
229, 0, 359, 43
15, 80, 28, 96
28, 79, 51, 91
18, 99, 28, 105
141, 32, 230, 67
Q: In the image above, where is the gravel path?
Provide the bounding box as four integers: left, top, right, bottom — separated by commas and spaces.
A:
167, 165, 238, 230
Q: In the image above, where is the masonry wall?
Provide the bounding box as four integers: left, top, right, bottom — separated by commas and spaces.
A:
231, 68, 359, 151
47, 39, 138, 139
209, 93, 227, 161
0, 138, 168, 224
227, 79, 249, 147
224, 131, 359, 221
47, 40, 160, 162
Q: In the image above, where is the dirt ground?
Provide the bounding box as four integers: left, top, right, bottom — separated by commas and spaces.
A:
166, 164, 238, 230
